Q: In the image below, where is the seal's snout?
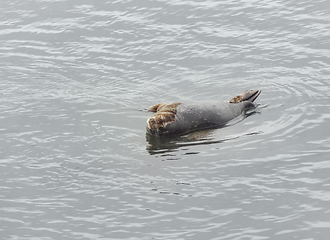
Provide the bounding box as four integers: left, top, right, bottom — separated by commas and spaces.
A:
229, 90, 261, 103
244, 90, 261, 102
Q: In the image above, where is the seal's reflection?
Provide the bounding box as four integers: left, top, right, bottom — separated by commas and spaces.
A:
146, 128, 230, 155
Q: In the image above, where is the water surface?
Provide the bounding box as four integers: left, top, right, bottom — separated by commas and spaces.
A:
1, 0, 329, 239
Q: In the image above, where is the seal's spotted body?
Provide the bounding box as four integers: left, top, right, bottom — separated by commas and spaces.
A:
146, 90, 261, 136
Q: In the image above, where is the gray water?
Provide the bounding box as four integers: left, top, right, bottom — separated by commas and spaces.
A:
1, 0, 329, 239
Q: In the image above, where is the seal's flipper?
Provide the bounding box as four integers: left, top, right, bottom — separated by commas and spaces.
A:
148, 103, 181, 113
148, 103, 165, 112
147, 111, 176, 133
229, 90, 261, 103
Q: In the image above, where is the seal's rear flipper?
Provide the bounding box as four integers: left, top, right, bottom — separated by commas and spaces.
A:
229, 90, 261, 103
148, 103, 181, 113
148, 103, 165, 112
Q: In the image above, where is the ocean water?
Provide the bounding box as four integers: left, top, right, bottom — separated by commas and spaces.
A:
1, 0, 329, 239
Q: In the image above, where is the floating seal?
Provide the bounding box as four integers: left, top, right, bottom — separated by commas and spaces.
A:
146, 90, 261, 136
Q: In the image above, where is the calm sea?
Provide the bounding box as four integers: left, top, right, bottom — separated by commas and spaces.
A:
1, 0, 329, 239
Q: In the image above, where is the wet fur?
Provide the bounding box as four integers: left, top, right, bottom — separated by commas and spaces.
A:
229, 95, 243, 103
147, 103, 181, 132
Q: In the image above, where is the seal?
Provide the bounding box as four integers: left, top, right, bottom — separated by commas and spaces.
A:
146, 89, 261, 136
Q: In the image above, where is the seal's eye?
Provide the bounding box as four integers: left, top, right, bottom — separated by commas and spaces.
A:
150, 119, 156, 123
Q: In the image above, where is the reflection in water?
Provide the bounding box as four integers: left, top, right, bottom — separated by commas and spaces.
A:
147, 128, 217, 155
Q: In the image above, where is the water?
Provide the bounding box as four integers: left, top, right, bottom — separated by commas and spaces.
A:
1, 0, 329, 239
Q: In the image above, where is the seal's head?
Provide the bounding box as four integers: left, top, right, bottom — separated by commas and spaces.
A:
229, 90, 261, 103
146, 102, 181, 134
